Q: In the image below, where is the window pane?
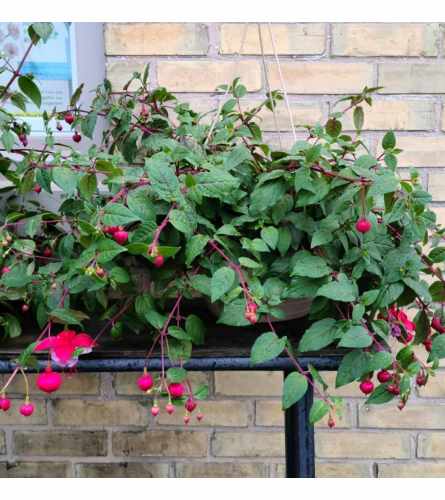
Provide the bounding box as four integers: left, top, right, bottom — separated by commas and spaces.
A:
0, 22, 74, 130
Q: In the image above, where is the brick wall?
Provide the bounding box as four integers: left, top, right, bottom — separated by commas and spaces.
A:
3, 22, 445, 478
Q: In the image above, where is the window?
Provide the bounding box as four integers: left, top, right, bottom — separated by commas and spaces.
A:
0, 22, 104, 142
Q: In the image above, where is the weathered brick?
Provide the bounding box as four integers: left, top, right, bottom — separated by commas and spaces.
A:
107, 60, 148, 92
395, 136, 445, 167
379, 64, 445, 94
434, 207, 445, 227
428, 173, 445, 201
255, 399, 352, 428
315, 461, 373, 478
220, 24, 325, 55
418, 433, 445, 458
378, 462, 445, 477
215, 371, 282, 396
76, 462, 169, 478
114, 371, 209, 396
332, 24, 439, 57
266, 62, 373, 94
212, 431, 284, 457
316, 431, 411, 458
0, 399, 47, 425
342, 99, 436, 131
14, 430, 107, 457
0, 432, 5, 454
157, 61, 262, 92
157, 400, 250, 427
52, 399, 149, 427
0, 461, 70, 478
105, 23, 208, 55
175, 462, 266, 478
359, 404, 445, 429
113, 430, 209, 457
2, 372, 100, 396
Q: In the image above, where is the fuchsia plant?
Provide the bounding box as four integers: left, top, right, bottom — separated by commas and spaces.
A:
0, 23, 445, 427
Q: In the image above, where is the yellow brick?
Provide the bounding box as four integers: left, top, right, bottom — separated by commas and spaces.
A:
157, 61, 262, 92
359, 403, 445, 429
395, 136, 445, 167
332, 24, 439, 57
255, 399, 352, 428
242, 100, 324, 131
428, 173, 445, 201
378, 462, 445, 477
418, 432, 445, 458
315, 461, 373, 478
212, 431, 284, 457
267, 62, 373, 94
114, 371, 209, 396
220, 24, 325, 55
342, 100, 436, 131
319, 371, 364, 397
0, 461, 69, 478
105, 23, 208, 55
215, 371, 282, 396
2, 372, 100, 396
106, 60, 147, 92
52, 399, 149, 427
76, 462, 169, 478
156, 400, 250, 427
434, 207, 445, 226
175, 462, 266, 478
379, 64, 445, 94
113, 430, 209, 457
316, 431, 411, 458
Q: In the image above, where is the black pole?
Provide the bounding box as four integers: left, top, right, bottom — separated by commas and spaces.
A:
284, 372, 315, 478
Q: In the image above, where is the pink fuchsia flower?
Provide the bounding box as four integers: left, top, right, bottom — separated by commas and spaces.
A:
34, 330, 95, 367
388, 306, 416, 333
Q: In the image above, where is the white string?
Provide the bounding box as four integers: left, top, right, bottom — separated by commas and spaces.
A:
204, 23, 249, 146
257, 23, 282, 150
266, 22, 297, 142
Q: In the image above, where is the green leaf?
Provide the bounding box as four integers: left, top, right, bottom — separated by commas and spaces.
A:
103, 204, 140, 226
18, 76, 41, 108
1, 264, 33, 288
217, 299, 250, 326
261, 227, 279, 250
3, 314, 21, 338
126, 189, 155, 220
122, 130, 140, 163
414, 310, 430, 344
211, 267, 236, 303
429, 247, 445, 263
326, 118, 342, 138
195, 170, 240, 200
149, 160, 181, 202
110, 266, 130, 283
430, 282, 445, 302
250, 180, 287, 215
353, 106, 364, 132
366, 384, 395, 405
238, 257, 261, 269
194, 384, 209, 400
430, 335, 445, 360
317, 274, 357, 302
309, 400, 330, 424
336, 350, 370, 387
169, 208, 197, 237
292, 251, 332, 279
299, 318, 337, 352
50, 308, 89, 326
81, 112, 97, 139
185, 234, 209, 266
185, 314, 205, 345
382, 131, 396, 150
70, 83, 84, 107
403, 277, 432, 303
167, 367, 187, 383
338, 325, 372, 348
250, 331, 286, 365
30, 22, 54, 42
79, 174, 97, 199
282, 372, 308, 409
168, 326, 190, 341
52, 167, 78, 194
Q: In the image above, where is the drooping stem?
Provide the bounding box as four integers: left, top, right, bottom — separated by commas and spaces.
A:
148, 204, 176, 254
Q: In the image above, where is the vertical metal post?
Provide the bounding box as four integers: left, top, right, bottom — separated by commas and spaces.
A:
284, 372, 315, 478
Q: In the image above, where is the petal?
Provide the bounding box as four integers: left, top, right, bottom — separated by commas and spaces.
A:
73, 333, 95, 348
34, 337, 56, 351
53, 344, 75, 364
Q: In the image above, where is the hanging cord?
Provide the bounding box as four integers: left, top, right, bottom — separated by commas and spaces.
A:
204, 23, 249, 146
257, 23, 283, 150
266, 22, 297, 142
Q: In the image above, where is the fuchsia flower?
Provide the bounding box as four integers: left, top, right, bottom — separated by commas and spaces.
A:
34, 330, 95, 367
388, 305, 416, 342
